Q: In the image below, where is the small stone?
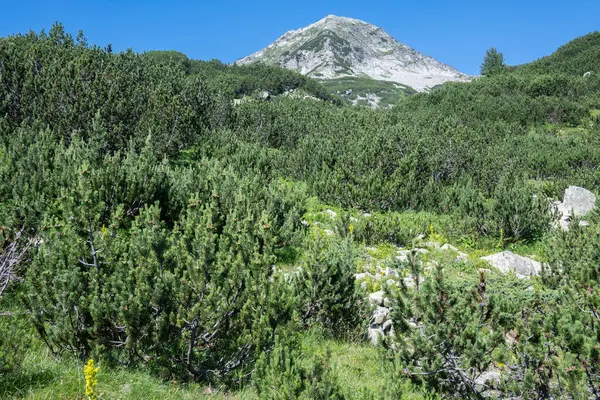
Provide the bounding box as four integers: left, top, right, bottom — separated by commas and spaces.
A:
475, 370, 501, 388
579, 220, 591, 227
505, 329, 519, 345
396, 253, 409, 262
368, 327, 384, 345
382, 319, 393, 333
368, 291, 385, 306
424, 241, 440, 249
324, 229, 334, 236
383, 297, 393, 307
385, 267, 398, 277
372, 306, 390, 325
441, 243, 459, 252
355, 272, 373, 281
325, 209, 337, 219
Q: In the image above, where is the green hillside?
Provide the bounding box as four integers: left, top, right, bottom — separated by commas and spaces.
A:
1, 25, 600, 399
517, 31, 600, 75
320, 76, 417, 107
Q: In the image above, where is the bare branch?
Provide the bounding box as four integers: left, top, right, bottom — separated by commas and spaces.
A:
0, 227, 34, 297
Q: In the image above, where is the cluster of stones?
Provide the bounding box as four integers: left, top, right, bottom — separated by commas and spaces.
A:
367, 291, 393, 345
359, 241, 469, 345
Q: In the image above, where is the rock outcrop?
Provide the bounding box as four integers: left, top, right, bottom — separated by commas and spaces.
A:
481, 251, 541, 278
554, 186, 596, 231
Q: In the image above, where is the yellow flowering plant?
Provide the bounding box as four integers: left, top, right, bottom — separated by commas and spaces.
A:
84, 359, 99, 400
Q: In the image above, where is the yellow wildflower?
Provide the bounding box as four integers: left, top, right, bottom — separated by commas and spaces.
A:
84, 359, 99, 400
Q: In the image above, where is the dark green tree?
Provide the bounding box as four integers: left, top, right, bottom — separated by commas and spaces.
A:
480, 47, 506, 76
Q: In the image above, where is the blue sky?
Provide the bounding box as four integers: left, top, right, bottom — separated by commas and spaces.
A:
1, 0, 598, 75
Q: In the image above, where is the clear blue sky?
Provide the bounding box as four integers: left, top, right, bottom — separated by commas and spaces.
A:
1, 0, 598, 75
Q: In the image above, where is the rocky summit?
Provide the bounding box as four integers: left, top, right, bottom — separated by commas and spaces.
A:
236, 15, 471, 92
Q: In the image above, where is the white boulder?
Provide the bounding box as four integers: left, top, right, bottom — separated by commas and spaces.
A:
481, 251, 542, 277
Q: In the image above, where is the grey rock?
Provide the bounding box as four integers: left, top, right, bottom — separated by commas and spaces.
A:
584, 71, 593, 78
354, 272, 373, 281
383, 297, 393, 308
481, 251, 542, 277
441, 243, 459, 252
371, 306, 390, 325
368, 291, 385, 306
382, 319, 393, 333
368, 327, 384, 345
475, 370, 501, 388
579, 220, 591, 227
396, 253, 409, 262
385, 267, 398, 277
325, 209, 337, 219
424, 241, 441, 249
396, 248, 429, 262
552, 186, 596, 231
563, 186, 596, 217
456, 252, 468, 262
403, 276, 424, 289
558, 215, 571, 231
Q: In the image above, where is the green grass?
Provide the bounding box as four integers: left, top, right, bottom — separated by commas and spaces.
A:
299, 333, 427, 399
300, 334, 386, 395
1, 346, 256, 399
3, 334, 421, 399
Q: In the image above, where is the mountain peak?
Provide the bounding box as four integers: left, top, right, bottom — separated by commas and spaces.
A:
236, 15, 470, 92
318, 15, 362, 23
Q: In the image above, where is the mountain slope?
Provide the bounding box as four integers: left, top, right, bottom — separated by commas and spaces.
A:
236, 15, 471, 92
